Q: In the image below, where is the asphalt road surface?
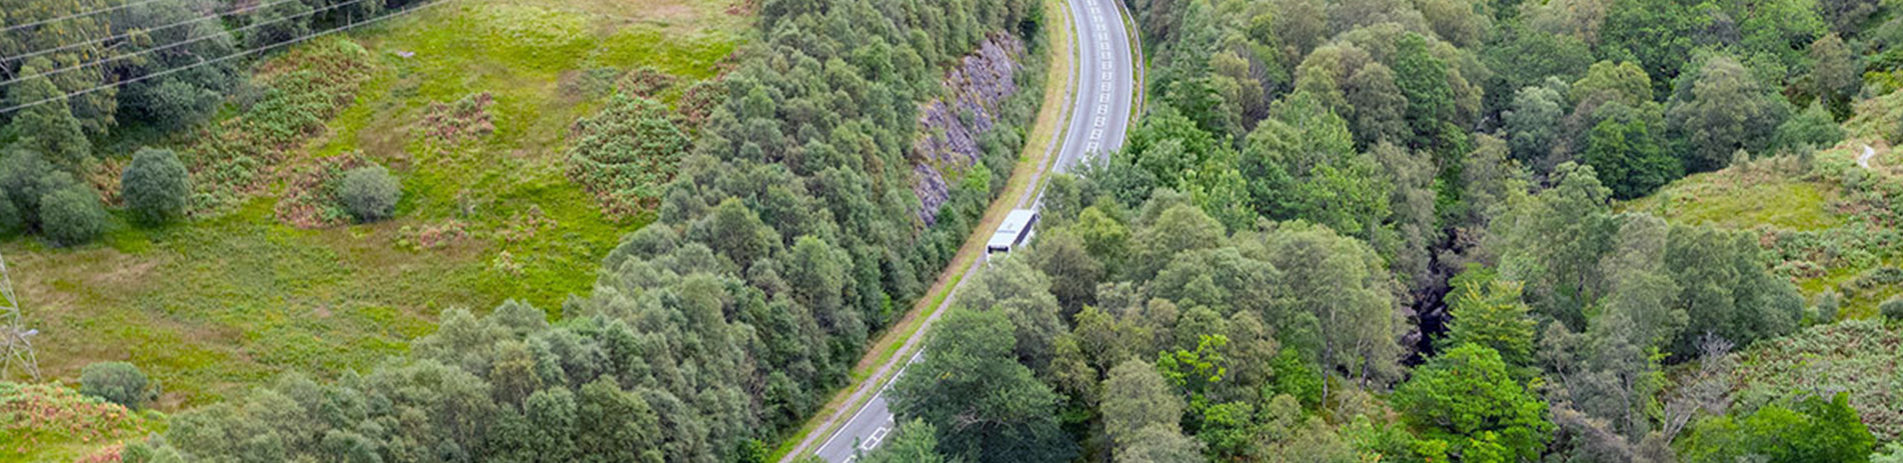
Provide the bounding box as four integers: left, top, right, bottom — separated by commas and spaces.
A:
805, 0, 1137, 461
1054, 0, 1137, 174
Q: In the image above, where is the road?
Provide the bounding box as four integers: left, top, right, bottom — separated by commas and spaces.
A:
803, 0, 1137, 461
1054, 0, 1137, 175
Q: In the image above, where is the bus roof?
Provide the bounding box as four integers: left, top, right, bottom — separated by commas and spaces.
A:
987, 209, 1039, 250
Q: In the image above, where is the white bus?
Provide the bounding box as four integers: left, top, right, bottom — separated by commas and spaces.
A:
986, 209, 1040, 260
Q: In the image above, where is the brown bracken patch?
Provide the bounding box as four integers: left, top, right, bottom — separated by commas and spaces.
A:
273, 152, 377, 229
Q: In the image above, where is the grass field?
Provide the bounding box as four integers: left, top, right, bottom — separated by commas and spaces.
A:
1628, 169, 1844, 232
3, 0, 747, 436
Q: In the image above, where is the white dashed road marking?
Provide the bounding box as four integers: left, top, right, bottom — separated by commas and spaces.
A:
861, 427, 890, 450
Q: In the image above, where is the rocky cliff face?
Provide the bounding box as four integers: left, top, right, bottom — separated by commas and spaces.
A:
911, 34, 1026, 225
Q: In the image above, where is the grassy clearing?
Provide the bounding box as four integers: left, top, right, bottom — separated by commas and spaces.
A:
1625, 160, 1845, 232
5, 0, 747, 416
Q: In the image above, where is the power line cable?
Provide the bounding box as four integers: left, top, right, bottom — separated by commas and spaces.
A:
0, 0, 453, 115
3, 0, 316, 68
1, 0, 176, 35
0, 0, 371, 87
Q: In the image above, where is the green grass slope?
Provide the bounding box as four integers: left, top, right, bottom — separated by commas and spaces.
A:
3, 0, 747, 414
1625, 92, 1903, 319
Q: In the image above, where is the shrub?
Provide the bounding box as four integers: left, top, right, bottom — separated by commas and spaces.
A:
1883, 295, 1903, 321
0, 189, 19, 234
1814, 290, 1842, 324
0, 149, 62, 221
121, 148, 192, 225
565, 95, 690, 216
339, 165, 400, 223
141, 78, 224, 131
79, 362, 151, 410
39, 185, 108, 245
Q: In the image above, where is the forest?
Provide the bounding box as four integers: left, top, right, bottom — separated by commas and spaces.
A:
8, 0, 1903, 460
862, 0, 1903, 460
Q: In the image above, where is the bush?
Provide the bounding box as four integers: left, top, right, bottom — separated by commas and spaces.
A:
0, 189, 19, 234
1814, 290, 1842, 324
80, 362, 151, 410
339, 165, 400, 223
0, 149, 62, 221
121, 148, 192, 225
39, 185, 108, 246
140, 78, 224, 131
1883, 295, 1903, 321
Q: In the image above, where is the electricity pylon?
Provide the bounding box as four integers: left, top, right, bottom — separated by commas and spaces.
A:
0, 251, 40, 381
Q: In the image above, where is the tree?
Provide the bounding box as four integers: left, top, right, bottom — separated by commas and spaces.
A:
1134, 203, 1226, 280
888, 308, 1077, 463
112, 0, 240, 130
1504, 79, 1570, 168
959, 258, 1067, 374
1600, 0, 1698, 94
7, 58, 93, 170
1772, 102, 1845, 153
1102, 359, 1185, 452
1344, 62, 1410, 148
1494, 162, 1617, 329
122, 148, 192, 225
1373, 141, 1437, 289
1667, 56, 1793, 172
1029, 231, 1103, 315
1240, 93, 1390, 240
1391, 33, 1457, 149
1256, 221, 1402, 400
1580, 114, 1678, 199
1597, 214, 1685, 349
1883, 295, 1903, 321
1570, 61, 1654, 110
858, 419, 946, 463
0, 0, 120, 136
785, 235, 853, 330
0, 189, 18, 234
1118, 424, 1206, 463
1392, 343, 1555, 462
1663, 223, 1804, 358
1439, 265, 1537, 372
1806, 33, 1860, 108
1112, 107, 1233, 205
1677, 393, 1873, 463
1482, 27, 1593, 102
688, 197, 780, 269
246, 0, 314, 51
575, 377, 665, 463
0, 150, 68, 229
80, 362, 152, 410
39, 184, 108, 246
339, 165, 400, 223
1454, 134, 1527, 235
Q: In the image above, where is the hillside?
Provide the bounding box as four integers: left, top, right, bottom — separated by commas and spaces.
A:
4, 0, 746, 410
1627, 94, 1903, 319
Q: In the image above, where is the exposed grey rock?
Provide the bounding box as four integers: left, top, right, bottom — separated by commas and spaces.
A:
911, 34, 1026, 225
